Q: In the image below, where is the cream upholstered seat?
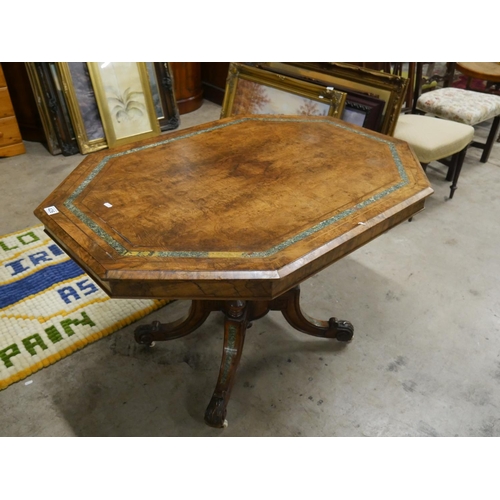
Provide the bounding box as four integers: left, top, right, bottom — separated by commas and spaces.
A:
394, 113, 474, 199
416, 87, 500, 163
395, 114, 474, 163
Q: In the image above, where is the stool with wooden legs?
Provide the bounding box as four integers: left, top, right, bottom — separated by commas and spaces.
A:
416, 63, 500, 164
394, 113, 474, 199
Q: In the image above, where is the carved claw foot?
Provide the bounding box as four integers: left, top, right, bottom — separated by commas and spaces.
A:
329, 318, 354, 342
271, 286, 355, 341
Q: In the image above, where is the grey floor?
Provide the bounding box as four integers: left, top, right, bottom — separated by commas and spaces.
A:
1, 100, 500, 437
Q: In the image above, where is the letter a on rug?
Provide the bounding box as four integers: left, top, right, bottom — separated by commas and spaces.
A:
0, 225, 170, 390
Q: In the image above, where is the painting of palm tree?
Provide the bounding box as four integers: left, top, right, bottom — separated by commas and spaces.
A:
88, 62, 160, 147
106, 87, 146, 123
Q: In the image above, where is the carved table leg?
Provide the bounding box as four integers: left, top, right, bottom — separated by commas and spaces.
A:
134, 300, 219, 346
269, 286, 354, 342
133, 287, 352, 428
204, 301, 248, 428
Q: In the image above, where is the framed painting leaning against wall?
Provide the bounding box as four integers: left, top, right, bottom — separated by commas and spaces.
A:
221, 63, 347, 119
256, 62, 408, 136
87, 62, 160, 148
57, 62, 108, 154
25, 63, 79, 156
25, 63, 61, 155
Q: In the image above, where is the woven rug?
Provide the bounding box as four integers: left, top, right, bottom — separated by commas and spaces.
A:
0, 225, 169, 390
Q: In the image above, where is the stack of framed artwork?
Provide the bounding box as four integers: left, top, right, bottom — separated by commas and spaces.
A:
221, 63, 347, 120
222, 62, 409, 137
26, 62, 180, 155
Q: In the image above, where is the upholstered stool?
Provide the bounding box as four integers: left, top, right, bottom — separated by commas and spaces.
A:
416, 87, 500, 163
394, 114, 474, 199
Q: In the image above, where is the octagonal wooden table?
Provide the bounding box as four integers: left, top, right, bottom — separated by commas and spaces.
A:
34, 115, 433, 428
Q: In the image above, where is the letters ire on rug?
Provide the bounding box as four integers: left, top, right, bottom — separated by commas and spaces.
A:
0, 225, 169, 390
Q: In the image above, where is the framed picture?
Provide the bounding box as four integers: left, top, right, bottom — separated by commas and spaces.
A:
57, 62, 107, 154
147, 62, 180, 131
341, 92, 385, 131
221, 63, 346, 119
25, 63, 61, 155
253, 62, 386, 132
87, 62, 160, 148
256, 62, 408, 136
43, 62, 80, 156
26, 63, 79, 156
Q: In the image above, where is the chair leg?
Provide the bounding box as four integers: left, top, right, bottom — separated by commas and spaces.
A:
445, 158, 455, 181
449, 147, 468, 199
443, 153, 459, 183
480, 115, 500, 163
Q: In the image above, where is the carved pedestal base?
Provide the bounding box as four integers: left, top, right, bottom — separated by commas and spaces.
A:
134, 285, 354, 428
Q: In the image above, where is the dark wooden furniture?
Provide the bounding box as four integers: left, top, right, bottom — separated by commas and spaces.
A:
201, 62, 230, 105
0, 63, 26, 157
34, 115, 433, 428
1, 62, 46, 143
170, 62, 203, 114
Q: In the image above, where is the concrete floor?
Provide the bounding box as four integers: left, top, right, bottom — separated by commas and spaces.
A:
1, 100, 500, 437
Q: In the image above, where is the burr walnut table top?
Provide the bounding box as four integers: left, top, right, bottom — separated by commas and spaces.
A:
35, 115, 433, 300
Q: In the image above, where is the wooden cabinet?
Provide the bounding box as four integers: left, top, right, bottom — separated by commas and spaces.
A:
1, 62, 45, 143
170, 62, 203, 114
0, 64, 26, 157
201, 63, 230, 105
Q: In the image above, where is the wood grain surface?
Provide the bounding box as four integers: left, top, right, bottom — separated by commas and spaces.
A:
35, 115, 433, 300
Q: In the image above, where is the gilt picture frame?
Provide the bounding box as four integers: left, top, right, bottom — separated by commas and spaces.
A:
87, 62, 160, 148
221, 63, 346, 119
56, 62, 108, 154
256, 62, 408, 136
253, 62, 386, 132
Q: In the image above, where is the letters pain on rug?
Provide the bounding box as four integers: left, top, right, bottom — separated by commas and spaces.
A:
0, 226, 166, 389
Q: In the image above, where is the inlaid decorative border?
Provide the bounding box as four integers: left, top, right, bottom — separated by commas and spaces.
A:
63, 116, 409, 259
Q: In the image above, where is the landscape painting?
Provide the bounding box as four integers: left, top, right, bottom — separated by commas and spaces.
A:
232, 79, 330, 116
